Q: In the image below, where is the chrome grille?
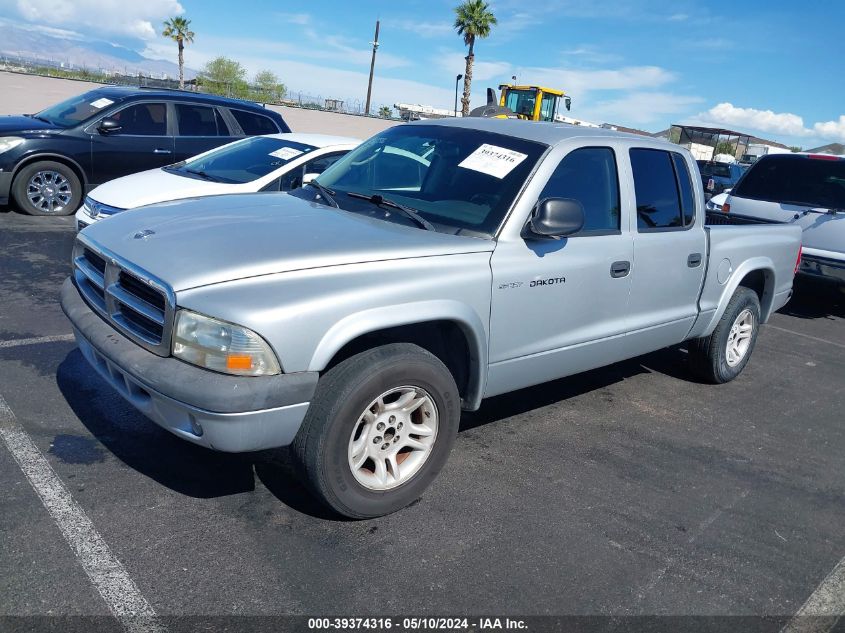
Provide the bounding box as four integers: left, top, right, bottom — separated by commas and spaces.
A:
73, 236, 176, 356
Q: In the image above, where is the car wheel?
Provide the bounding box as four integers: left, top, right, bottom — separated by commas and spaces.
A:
12, 161, 82, 216
688, 287, 761, 384
292, 343, 461, 519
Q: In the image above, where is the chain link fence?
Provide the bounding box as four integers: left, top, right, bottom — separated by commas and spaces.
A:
0, 53, 397, 119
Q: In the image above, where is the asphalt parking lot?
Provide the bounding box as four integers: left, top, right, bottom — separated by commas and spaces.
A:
1, 206, 843, 631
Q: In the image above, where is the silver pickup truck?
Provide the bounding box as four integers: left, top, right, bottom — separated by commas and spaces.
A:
61, 118, 802, 518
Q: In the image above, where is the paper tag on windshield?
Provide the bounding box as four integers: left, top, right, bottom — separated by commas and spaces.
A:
269, 147, 303, 161
90, 98, 114, 109
458, 144, 528, 179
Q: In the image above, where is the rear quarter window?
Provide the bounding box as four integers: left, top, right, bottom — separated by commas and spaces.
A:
231, 109, 279, 135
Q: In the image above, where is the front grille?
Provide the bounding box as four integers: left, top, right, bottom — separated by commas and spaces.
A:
73, 237, 175, 356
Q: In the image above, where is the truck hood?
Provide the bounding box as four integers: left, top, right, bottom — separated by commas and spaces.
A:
0, 115, 62, 134
728, 195, 845, 254
89, 168, 245, 209
80, 193, 495, 291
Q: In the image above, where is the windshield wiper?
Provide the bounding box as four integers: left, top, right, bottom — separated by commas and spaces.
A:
27, 114, 52, 124
184, 168, 219, 182
346, 192, 435, 231
306, 181, 339, 208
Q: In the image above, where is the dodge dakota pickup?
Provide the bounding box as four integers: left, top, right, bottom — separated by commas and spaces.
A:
61, 118, 802, 518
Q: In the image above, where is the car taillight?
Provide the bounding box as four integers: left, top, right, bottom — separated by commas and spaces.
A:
794, 245, 802, 274
722, 201, 731, 214
806, 154, 841, 161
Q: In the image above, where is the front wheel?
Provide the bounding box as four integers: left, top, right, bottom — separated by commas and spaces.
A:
688, 287, 761, 384
12, 161, 82, 216
292, 343, 461, 518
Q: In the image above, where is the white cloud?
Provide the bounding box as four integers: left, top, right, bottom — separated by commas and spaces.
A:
696, 102, 812, 137
813, 116, 845, 142
276, 13, 311, 26
586, 92, 704, 126
12, 0, 183, 40
668, 13, 689, 21
384, 19, 453, 38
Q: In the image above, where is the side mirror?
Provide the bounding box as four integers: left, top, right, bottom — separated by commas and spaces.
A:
302, 172, 319, 185
522, 197, 585, 240
97, 118, 122, 134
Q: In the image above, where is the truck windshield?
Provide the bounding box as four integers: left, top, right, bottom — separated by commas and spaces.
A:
166, 136, 318, 184
309, 124, 547, 236
697, 161, 732, 178
733, 155, 845, 209
33, 90, 121, 127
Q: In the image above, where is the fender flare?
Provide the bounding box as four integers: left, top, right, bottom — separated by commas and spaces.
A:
308, 300, 489, 410
698, 256, 776, 337
11, 152, 89, 188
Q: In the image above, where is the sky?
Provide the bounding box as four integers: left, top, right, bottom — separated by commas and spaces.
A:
1, 0, 844, 148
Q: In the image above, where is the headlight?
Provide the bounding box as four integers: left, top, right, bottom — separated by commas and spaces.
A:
172, 310, 281, 376
0, 137, 24, 154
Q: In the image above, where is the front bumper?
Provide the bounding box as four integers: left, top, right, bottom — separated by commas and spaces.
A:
60, 278, 318, 452
799, 253, 845, 285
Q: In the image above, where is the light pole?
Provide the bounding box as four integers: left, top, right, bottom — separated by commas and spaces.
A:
454, 73, 463, 117
364, 20, 380, 116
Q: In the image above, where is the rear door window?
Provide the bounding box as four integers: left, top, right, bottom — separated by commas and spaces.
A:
175, 104, 225, 136
733, 155, 845, 209
630, 148, 687, 230
231, 109, 279, 135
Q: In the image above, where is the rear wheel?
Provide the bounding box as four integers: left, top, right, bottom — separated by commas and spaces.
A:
292, 343, 460, 518
689, 287, 761, 383
12, 161, 82, 216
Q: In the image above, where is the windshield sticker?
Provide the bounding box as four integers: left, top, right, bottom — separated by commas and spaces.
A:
458, 144, 528, 179
269, 147, 304, 161
90, 98, 114, 109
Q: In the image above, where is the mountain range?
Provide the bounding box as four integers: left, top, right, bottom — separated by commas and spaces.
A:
0, 21, 197, 79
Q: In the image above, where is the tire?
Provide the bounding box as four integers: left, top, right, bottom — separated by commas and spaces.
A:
688, 287, 761, 384
12, 161, 82, 216
292, 343, 461, 519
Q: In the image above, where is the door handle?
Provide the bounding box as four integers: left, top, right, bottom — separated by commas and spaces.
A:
153, 148, 172, 154
688, 253, 703, 267
610, 260, 631, 278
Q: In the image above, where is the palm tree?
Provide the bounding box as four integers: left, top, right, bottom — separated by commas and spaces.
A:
378, 105, 392, 118
454, 0, 497, 117
162, 17, 195, 89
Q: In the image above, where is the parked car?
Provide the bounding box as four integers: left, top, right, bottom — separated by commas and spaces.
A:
60, 119, 801, 518
76, 133, 360, 230
697, 160, 745, 200
705, 191, 730, 213
723, 153, 845, 286
0, 86, 290, 216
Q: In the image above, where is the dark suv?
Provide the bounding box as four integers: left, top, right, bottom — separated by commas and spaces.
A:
0, 86, 290, 215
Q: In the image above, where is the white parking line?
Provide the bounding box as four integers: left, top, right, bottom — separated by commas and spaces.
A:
0, 334, 75, 349
0, 394, 165, 633
781, 556, 845, 633
766, 325, 845, 350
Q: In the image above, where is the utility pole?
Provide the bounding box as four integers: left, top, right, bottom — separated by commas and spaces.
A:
364, 20, 380, 116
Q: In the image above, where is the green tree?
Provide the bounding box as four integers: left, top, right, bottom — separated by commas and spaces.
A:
378, 105, 392, 118
254, 69, 286, 103
201, 56, 247, 97
162, 16, 195, 89
789, 145, 803, 153
454, 0, 497, 117
715, 141, 736, 156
